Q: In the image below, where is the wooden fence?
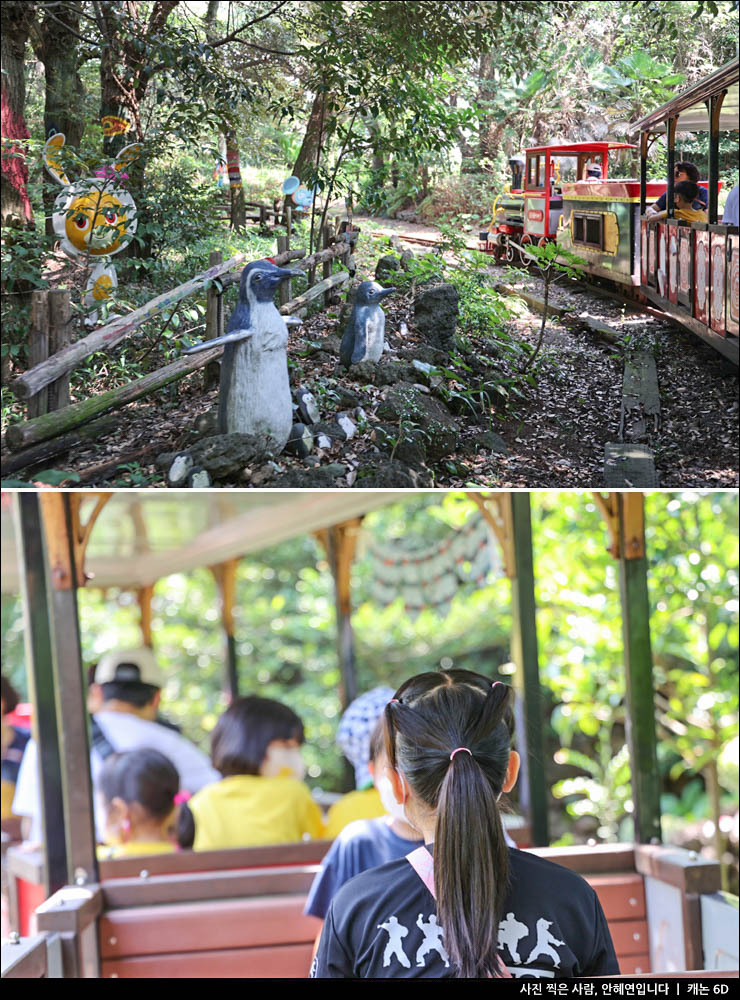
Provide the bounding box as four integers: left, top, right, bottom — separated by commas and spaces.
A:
4, 225, 356, 461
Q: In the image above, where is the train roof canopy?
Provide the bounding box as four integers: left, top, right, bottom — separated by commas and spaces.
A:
0, 490, 411, 594
630, 57, 739, 134
524, 142, 637, 155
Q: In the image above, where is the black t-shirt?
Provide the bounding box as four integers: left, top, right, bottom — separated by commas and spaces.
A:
312, 846, 619, 979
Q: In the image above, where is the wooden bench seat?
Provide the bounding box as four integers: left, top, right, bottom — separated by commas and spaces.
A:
33, 842, 733, 979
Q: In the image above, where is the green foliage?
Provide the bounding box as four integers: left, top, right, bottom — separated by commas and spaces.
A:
2, 492, 736, 842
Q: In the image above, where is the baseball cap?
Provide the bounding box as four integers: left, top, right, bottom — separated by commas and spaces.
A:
94, 648, 163, 687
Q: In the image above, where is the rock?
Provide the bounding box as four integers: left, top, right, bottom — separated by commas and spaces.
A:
313, 420, 341, 442
184, 432, 271, 480
356, 458, 432, 487
303, 455, 321, 467
322, 334, 342, 355
376, 383, 459, 460
375, 422, 428, 467
193, 410, 218, 436
250, 465, 274, 486
413, 283, 460, 349
399, 345, 448, 366
336, 414, 357, 440
295, 386, 320, 424
188, 468, 211, 488
477, 431, 509, 455
271, 467, 342, 488
355, 407, 367, 421
334, 386, 362, 410
324, 463, 349, 478
375, 254, 401, 285
167, 453, 193, 487
317, 434, 333, 450
348, 360, 378, 383
285, 422, 314, 458
411, 359, 434, 377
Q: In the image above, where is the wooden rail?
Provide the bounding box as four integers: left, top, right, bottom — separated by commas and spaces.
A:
5, 235, 355, 456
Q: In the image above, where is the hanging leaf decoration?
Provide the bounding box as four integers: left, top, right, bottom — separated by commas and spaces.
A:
368, 513, 500, 620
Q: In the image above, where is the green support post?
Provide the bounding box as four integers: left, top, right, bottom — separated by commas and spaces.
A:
617, 494, 662, 844
39, 493, 99, 887
510, 494, 549, 847
14, 493, 68, 895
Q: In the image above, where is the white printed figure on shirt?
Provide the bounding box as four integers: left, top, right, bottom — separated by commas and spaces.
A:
498, 911, 529, 963
525, 918, 566, 968
378, 915, 411, 969
415, 913, 450, 968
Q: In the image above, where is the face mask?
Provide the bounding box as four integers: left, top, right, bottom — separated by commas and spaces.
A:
377, 775, 410, 825
262, 746, 306, 781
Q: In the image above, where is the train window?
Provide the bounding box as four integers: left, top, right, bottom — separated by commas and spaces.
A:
572, 212, 604, 250
527, 155, 545, 190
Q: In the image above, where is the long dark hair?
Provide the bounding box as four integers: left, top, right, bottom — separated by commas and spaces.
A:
384, 670, 515, 978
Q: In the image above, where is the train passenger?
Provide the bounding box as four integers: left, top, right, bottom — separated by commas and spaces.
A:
648, 162, 708, 216
178, 695, 324, 850
97, 748, 179, 859
305, 718, 424, 924
12, 648, 219, 847
312, 671, 619, 979
722, 184, 739, 227
324, 686, 395, 838
584, 164, 602, 182
653, 181, 708, 224
1, 675, 30, 841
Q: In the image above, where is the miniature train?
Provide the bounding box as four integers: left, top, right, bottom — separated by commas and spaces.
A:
479, 135, 738, 365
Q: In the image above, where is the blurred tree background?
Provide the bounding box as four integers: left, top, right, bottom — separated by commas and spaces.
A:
1, 491, 737, 882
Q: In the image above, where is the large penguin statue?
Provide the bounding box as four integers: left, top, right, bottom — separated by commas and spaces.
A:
339, 280, 396, 368
218, 259, 302, 451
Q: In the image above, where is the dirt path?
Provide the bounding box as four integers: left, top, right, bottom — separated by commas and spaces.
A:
3, 216, 737, 488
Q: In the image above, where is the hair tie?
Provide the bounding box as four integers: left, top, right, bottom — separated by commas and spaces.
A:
450, 747, 472, 760
388, 698, 399, 704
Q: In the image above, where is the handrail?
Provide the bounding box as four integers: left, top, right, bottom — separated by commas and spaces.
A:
1, 932, 63, 978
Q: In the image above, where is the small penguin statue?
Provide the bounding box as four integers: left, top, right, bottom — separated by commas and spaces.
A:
218, 259, 302, 451
339, 280, 396, 368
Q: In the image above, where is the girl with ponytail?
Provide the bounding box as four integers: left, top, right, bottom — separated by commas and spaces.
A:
312, 670, 618, 979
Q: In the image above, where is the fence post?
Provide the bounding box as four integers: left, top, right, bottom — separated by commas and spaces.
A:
204, 250, 223, 390
46, 290, 71, 413
277, 236, 291, 307
28, 290, 50, 419
285, 205, 292, 249
259, 205, 267, 230
323, 225, 333, 308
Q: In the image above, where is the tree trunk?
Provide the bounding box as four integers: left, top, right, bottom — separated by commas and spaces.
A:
203, 1, 246, 232
1, 2, 36, 228
32, 2, 85, 236
225, 127, 247, 232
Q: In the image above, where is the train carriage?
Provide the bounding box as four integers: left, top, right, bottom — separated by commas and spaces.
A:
0, 491, 738, 979
480, 57, 739, 365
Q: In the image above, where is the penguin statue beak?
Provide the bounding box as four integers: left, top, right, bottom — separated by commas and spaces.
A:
378, 287, 396, 298
276, 267, 304, 281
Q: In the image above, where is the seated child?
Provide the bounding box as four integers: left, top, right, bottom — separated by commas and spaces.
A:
653, 181, 708, 224
305, 719, 424, 923
324, 686, 395, 838
97, 748, 179, 859
179, 695, 324, 850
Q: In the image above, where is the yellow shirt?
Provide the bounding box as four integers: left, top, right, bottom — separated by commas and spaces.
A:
676, 206, 708, 224
188, 775, 325, 851
324, 786, 385, 839
97, 841, 175, 860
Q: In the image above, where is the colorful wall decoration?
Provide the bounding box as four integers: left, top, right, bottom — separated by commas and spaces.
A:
367, 513, 499, 619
